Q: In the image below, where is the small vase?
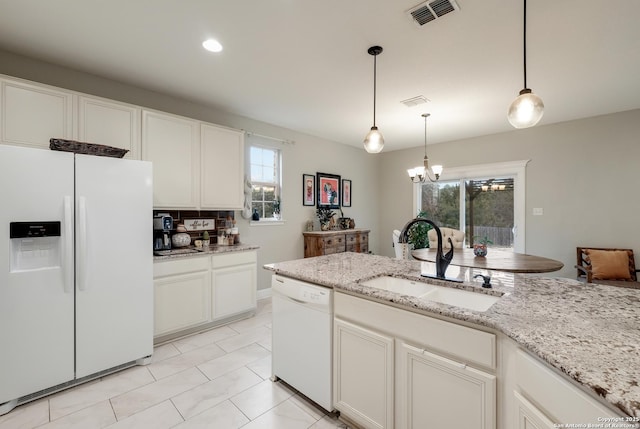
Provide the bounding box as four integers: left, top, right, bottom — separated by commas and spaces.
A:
320, 222, 330, 231
252, 208, 260, 221
172, 233, 191, 248
473, 244, 487, 257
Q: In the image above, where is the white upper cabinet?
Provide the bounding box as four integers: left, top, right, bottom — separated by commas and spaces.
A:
200, 124, 244, 210
78, 95, 141, 159
142, 110, 200, 209
1, 77, 74, 148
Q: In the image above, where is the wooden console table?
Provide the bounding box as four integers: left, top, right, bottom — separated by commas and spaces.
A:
303, 229, 370, 258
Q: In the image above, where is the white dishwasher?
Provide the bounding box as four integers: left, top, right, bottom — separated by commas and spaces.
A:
271, 274, 333, 412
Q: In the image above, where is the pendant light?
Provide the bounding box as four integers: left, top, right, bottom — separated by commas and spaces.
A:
407, 113, 443, 183
363, 46, 384, 153
508, 0, 544, 128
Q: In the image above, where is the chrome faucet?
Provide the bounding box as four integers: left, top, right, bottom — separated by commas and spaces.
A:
398, 218, 454, 280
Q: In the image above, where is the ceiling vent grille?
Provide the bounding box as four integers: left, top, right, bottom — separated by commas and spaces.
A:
408, 0, 460, 26
400, 95, 430, 107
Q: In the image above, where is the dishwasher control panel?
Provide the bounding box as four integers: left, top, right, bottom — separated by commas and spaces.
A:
272, 275, 332, 309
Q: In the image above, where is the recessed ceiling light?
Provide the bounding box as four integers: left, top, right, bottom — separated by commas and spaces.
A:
202, 39, 223, 53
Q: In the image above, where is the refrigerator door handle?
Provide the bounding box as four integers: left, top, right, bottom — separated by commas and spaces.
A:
63, 196, 74, 293
77, 196, 88, 291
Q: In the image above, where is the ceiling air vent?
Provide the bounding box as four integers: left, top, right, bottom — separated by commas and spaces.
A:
400, 95, 430, 108
407, 0, 460, 26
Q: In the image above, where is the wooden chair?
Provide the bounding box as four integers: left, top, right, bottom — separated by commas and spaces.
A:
575, 247, 640, 288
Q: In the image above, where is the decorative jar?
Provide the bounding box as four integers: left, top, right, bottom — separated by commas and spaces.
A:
171, 232, 191, 248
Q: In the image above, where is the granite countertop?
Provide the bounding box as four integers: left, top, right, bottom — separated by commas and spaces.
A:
153, 243, 259, 260
264, 252, 640, 417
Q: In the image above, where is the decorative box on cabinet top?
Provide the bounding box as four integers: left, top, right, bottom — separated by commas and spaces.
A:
303, 229, 369, 258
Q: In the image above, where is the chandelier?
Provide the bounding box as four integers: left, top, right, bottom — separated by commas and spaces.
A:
407, 113, 443, 183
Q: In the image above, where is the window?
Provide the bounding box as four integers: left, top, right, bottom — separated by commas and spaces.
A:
414, 160, 528, 252
250, 144, 281, 220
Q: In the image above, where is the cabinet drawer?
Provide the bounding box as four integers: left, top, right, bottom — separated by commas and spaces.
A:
515, 349, 620, 423
335, 292, 496, 370
322, 236, 345, 248
154, 255, 210, 278
346, 244, 368, 253
212, 250, 257, 269
346, 233, 368, 245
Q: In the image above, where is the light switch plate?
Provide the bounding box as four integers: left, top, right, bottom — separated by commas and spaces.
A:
533, 208, 544, 216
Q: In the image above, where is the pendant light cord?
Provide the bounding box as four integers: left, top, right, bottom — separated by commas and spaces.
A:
523, 0, 527, 89
373, 54, 377, 127
424, 115, 428, 157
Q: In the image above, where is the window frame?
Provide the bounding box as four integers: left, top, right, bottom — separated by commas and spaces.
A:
413, 160, 529, 252
248, 140, 283, 223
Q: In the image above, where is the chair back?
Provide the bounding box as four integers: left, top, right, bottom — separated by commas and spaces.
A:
392, 229, 410, 259
576, 247, 637, 282
428, 227, 465, 249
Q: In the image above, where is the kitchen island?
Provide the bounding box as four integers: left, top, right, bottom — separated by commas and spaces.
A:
264, 252, 640, 425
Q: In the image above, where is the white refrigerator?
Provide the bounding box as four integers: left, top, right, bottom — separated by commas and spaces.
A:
0, 145, 153, 414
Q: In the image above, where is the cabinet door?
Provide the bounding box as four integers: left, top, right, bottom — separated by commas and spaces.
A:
396, 342, 496, 429
334, 318, 394, 429
142, 110, 200, 208
154, 270, 211, 337
200, 123, 244, 209
211, 263, 257, 321
78, 95, 141, 159
514, 391, 555, 429
1, 78, 74, 148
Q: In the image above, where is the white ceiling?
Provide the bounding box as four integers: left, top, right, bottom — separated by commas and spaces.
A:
1, 0, 639, 151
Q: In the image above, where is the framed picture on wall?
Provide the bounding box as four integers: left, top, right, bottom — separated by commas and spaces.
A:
316, 172, 341, 209
303, 174, 315, 206
342, 179, 352, 207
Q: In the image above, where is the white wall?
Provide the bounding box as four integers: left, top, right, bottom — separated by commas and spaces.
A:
3, 48, 638, 283
378, 109, 640, 279
0, 49, 382, 291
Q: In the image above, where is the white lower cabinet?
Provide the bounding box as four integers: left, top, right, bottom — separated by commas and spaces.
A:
396, 342, 496, 429
153, 256, 211, 337
153, 251, 257, 342
513, 391, 555, 429
334, 318, 394, 429
514, 348, 622, 427
333, 292, 496, 429
211, 251, 257, 321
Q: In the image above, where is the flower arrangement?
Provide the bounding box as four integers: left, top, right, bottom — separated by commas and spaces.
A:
316, 207, 335, 230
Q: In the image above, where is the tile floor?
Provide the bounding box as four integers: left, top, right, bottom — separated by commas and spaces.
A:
0, 298, 350, 429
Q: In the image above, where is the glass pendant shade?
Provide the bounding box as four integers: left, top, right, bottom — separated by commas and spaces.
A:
363, 126, 384, 153
508, 88, 544, 128
431, 164, 443, 176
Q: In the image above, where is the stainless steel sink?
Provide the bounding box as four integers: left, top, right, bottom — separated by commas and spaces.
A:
359, 276, 503, 312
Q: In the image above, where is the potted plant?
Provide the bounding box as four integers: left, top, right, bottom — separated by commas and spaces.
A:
316, 207, 335, 231
273, 198, 281, 220
407, 210, 432, 250
472, 236, 493, 257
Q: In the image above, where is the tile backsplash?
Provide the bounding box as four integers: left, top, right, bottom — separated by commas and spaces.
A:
153, 209, 235, 240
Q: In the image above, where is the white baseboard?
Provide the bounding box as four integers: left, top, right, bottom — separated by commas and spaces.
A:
257, 287, 272, 300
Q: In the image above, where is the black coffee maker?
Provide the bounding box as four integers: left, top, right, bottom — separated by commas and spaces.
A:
153, 214, 173, 250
